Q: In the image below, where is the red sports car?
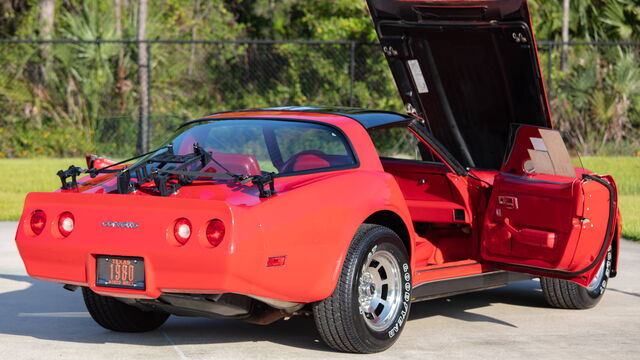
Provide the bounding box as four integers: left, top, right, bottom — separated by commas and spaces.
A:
15, 0, 621, 354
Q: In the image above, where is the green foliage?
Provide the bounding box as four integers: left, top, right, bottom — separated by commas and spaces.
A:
221, 0, 373, 40
528, 0, 640, 155
56, 2, 119, 124
529, 0, 640, 41
294, 0, 377, 41
0, 121, 92, 158
0, 0, 637, 157
551, 47, 640, 154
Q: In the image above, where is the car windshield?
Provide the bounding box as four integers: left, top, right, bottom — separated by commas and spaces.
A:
140, 119, 357, 177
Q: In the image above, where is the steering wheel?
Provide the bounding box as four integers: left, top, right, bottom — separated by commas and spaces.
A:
280, 150, 330, 173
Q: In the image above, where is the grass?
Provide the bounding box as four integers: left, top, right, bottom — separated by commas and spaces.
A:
0, 158, 84, 221
0, 156, 638, 240
579, 156, 640, 241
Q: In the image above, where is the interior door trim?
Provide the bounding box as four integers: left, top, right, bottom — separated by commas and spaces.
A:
490, 174, 615, 277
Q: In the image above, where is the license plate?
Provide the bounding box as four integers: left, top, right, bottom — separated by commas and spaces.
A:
96, 256, 145, 290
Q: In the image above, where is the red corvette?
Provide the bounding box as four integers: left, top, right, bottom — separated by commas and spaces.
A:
15, 0, 621, 354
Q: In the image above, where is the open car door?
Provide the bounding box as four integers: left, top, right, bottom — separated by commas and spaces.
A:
480, 125, 618, 287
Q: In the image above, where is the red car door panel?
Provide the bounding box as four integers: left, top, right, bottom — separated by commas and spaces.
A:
481, 172, 616, 287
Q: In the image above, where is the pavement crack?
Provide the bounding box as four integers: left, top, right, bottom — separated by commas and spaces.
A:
162, 330, 189, 360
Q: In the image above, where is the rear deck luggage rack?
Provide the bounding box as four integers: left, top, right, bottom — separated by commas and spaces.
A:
116, 143, 209, 196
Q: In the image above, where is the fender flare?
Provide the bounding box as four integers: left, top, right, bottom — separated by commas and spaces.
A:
323, 207, 415, 300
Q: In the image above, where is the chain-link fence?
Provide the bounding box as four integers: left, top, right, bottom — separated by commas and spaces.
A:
0, 39, 401, 158
0, 39, 638, 158
93, 114, 190, 157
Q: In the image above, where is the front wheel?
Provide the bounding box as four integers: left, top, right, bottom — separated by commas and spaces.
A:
82, 288, 169, 332
313, 224, 411, 353
540, 246, 612, 309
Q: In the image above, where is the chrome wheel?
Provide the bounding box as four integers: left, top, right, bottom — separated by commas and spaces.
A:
357, 249, 402, 331
313, 224, 411, 353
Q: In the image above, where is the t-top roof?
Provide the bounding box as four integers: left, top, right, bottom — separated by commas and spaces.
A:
200, 106, 412, 129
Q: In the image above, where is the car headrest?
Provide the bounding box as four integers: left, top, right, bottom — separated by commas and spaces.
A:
203, 152, 262, 176
292, 154, 331, 172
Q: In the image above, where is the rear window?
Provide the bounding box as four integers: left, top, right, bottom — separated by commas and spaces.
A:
146, 119, 357, 176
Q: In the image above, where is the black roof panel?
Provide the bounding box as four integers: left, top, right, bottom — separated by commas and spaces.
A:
211, 106, 412, 129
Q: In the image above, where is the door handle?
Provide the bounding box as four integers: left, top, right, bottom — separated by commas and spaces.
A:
498, 196, 518, 209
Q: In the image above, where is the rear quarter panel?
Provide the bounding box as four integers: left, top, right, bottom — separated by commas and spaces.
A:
248, 169, 414, 302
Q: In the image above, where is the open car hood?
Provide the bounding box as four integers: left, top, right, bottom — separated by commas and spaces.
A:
367, 0, 552, 170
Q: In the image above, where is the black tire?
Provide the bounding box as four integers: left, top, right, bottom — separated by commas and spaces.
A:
313, 224, 411, 353
82, 287, 169, 332
540, 246, 612, 309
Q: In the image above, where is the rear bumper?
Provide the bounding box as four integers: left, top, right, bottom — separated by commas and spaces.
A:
21, 247, 237, 299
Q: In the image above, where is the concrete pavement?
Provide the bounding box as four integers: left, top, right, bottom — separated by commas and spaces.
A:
2, 221, 639, 359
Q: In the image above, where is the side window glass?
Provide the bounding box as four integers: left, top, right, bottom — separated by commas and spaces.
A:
368, 126, 442, 163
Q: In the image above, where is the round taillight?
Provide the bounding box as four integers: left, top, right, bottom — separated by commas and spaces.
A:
174, 218, 192, 245
58, 212, 75, 237
206, 219, 225, 247
30, 210, 47, 235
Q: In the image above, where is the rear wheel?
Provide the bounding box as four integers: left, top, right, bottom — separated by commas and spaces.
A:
313, 224, 411, 353
82, 287, 169, 332
540, 246, 612, 309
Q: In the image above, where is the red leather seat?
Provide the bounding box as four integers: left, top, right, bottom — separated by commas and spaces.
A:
281, 150, 353, 173
291, 154, 331, 172
202, 152, 262, 176
281, 150, 332, 173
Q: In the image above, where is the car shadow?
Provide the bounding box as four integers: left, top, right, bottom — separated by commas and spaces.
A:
0, 274, 545, 352
408, 279, 547, 328
607, 287, 640, 298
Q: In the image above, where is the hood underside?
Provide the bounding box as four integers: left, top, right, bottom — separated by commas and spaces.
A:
367, 0, 551, 170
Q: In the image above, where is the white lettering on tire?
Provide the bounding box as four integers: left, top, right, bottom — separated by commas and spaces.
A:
389, 262, 411, 339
